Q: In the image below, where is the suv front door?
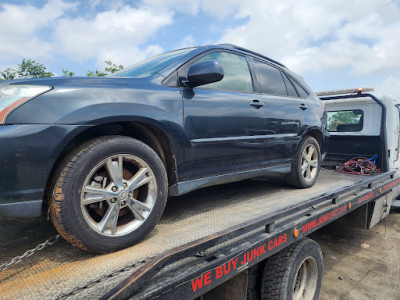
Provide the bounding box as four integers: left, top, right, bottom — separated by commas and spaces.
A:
179, 51, 270, 181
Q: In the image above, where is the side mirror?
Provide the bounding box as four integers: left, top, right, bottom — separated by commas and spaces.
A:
186, 60, 224, 88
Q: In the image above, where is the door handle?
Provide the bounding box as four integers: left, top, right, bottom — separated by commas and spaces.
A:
299, 103, 308, 111
250, 99, 264, 109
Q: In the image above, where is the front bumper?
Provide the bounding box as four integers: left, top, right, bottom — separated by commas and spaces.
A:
0, 124, 88, 218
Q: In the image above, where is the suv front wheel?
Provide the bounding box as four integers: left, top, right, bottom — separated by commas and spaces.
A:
49, 136, 168, 253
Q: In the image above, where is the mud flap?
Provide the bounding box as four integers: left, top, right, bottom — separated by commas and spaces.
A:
367, 191, 393, 229
391, 199, 400, 210
200, 271, 248, 300
391, 184, 400, 211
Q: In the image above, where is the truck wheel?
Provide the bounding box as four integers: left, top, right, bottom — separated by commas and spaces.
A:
260, 238, 323, 300
285, 136, 321, 188
49, 136, 167, 253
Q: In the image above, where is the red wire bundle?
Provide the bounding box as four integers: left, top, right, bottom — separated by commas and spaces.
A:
338, 156, 381, 175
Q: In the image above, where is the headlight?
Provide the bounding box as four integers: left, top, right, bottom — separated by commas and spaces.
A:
0, 85, 52, 123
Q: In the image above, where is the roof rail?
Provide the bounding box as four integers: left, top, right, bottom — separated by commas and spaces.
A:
316, 87, 375, 97
218, 44, 286, 68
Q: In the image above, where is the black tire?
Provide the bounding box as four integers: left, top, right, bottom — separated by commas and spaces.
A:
246, 263, 263, 300
49, 136, 168, 253
285, 136, 321, 188
260, 238, 323, 300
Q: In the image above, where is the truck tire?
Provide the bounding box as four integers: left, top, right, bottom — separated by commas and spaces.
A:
49, 136, 168, 253
260, 238, 323, 300
285, 136, 321, 188
246, 263, 263, 300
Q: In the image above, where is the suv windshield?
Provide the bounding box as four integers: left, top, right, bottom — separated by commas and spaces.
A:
112, 48, 196, 78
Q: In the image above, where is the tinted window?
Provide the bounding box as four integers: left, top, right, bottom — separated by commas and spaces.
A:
253, 60, 287, 96
113, 48, 195, 78
327, 110, 363, 132
282, 72, 298, 97
195, 52, 253, 93
290, 78, 309, 98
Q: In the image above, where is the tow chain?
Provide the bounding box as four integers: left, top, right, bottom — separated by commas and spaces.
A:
57, 257, 151, 299
0, 235, 60, 272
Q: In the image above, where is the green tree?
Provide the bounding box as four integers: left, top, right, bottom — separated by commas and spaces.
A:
327, 110, 362, 131
62, 69, 75, 77
17, 58, 54, 78
0, 68, 17, 80
1, 59, 123, 79
87, 60, 124, 77
104, 60, 124, 73
87, 70, 108, 77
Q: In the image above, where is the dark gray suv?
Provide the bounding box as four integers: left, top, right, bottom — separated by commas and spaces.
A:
0, 44, 328, 252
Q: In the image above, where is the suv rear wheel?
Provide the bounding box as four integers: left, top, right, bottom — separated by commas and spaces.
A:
285, 136, 321, 188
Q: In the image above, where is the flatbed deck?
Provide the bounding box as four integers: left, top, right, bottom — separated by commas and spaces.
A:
0, 169, 396, 299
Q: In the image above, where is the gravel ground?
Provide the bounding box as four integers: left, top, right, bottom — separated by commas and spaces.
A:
312, 210, 400, 300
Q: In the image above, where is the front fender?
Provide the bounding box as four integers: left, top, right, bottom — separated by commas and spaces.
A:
6, 84, 183, 126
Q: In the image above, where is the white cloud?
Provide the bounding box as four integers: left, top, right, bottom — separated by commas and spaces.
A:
1, 0, 399, 85
53, 4, 173, 66
98, 44, 164, 69
0, 0, 77, 60
0, 0, 76, 35
217, 0, 400, 77
141, 0, 201, 15
0, 1, 173, 71
175, 35, 196, 49
376, 76, 400, 99
89, 0, 102, 9
141, 0, 244, 19
201, 0, 242, 19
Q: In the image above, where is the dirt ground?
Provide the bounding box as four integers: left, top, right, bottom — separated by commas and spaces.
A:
311, 209, 400, 300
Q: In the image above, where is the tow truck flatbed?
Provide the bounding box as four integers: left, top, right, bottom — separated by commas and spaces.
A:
1, 169, 399, 299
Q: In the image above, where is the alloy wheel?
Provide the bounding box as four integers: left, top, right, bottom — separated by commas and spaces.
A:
80, 154, 157, 237
301, 144, 318, 182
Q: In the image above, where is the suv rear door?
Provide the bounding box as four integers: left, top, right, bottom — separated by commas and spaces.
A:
250, 58, 310, 161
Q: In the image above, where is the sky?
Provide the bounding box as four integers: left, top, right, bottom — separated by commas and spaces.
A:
1, 0, 400, 97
